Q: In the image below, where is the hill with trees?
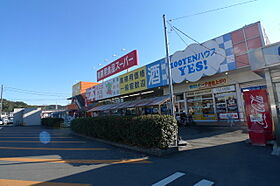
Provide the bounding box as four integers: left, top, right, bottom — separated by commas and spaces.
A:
1, 99, 66, 112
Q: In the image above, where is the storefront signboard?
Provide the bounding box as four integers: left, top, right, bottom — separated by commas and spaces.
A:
120, 66, 147, 95
243, 89, 274, 145
170, 39, 230, 83
97, 50, 138, 81
213, 85, 235, 94
95, 83, 104, 100
146, 58, 168, 89
85, 86, 96, 102
91, 77, 120, 101
219, 113, 238, 119
186, 89, 212, 97
187, 78, 228, 91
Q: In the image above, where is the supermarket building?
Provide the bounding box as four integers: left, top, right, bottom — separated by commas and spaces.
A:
71, 21, 270, 123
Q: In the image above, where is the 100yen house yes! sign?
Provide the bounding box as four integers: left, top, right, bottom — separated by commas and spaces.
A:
170, 40, 226, 83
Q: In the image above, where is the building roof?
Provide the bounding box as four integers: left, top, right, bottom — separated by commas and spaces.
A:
87, 95, 170, 112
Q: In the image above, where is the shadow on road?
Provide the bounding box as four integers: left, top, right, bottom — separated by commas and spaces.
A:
0, 126, 149, 168
31, 140, 279, 186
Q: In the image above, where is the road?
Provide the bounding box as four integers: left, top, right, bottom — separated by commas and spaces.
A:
0, 126, 279, 186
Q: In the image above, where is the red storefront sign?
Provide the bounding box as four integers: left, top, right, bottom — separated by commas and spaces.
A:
97, 50, 138, 81
243, 89, 274, 145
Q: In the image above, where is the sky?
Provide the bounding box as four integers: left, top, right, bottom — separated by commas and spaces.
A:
0, 0, 279, 105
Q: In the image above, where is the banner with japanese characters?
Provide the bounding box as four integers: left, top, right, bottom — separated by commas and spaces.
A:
101, 77, 120, 100
146, 58, 168, 89
120, 66, 147, 95
92, 77, 120, 101
85, 86, 96, 102
97, 50, 138, 81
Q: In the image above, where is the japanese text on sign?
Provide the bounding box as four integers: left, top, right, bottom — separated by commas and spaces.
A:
187, 78, 228, 91
97, 50, 138, 81
120, 67, 147, 94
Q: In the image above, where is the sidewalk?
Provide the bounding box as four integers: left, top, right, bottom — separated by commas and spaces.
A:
179, 124, 249, 151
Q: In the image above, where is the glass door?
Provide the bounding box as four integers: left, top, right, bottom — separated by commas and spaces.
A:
215, 92, 238, 120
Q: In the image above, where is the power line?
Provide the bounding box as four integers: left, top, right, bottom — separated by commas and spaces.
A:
169, 23, 249, 66
4, 87, 69, 97
167, 21, 189, 46
4, 86, 69, 95
5, 89, 68, 97
7, 98, 68, 101
169, 0, 258, 22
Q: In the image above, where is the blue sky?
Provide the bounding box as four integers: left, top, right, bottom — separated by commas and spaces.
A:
1, 0, 279, 105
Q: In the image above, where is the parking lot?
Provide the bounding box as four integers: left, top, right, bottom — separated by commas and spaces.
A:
0, 125, 279, 186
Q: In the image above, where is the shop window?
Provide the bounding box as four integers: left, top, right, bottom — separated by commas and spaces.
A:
176, 94, 184, 101
124, 76, 128, 82
187, 93, 216, 121
215, 92, 238, 120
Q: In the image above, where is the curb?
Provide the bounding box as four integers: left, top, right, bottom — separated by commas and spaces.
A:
71, 132, 179, 157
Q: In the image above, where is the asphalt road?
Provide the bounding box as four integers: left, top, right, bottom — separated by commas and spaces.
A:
0, 126, 279, 186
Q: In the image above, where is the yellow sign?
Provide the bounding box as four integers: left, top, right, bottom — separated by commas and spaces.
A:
120, 67, 147, 94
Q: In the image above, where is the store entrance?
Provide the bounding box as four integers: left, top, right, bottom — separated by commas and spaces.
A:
186, 85, 239, 122
187, 93, 217, 121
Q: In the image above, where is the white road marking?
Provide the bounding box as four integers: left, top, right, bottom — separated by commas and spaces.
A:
151, 172, 185, 186
194, 179, 214, 186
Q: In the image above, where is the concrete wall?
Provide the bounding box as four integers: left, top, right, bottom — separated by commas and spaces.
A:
13, 108, 42, 126
23, 108, 42, 126
13, 108, 24, 126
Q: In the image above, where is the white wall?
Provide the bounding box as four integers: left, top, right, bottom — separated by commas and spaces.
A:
13, 108, 42, 126
23, 108, 42, 126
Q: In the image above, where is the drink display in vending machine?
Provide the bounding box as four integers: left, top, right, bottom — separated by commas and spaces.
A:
243, 89, 274, 145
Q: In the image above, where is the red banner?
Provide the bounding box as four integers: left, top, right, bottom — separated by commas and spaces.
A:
97, 50, 138, 81
243, 89, 274, 145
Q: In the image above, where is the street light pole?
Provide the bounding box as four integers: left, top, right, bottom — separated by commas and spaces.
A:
163, 14, 175, 118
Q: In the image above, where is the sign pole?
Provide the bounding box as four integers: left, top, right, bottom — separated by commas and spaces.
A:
163, 14, 175, 118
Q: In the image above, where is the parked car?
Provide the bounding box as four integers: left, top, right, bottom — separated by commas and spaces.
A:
7, 117, 13, 124
0, 118, 3, 125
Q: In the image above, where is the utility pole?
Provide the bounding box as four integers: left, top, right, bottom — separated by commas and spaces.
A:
163, 15, 175, 118
0, 85, 3, 118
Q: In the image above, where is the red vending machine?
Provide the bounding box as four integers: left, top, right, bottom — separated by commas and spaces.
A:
243, 89, 274, 145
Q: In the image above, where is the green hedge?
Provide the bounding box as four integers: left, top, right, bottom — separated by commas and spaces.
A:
41, 118, 64, 128
71, 115, 177, 149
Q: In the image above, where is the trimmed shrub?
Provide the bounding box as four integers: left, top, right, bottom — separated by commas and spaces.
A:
71, 115, 177, 149
41, 118, 64, 128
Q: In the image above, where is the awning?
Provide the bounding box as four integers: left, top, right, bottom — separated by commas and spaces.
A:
110, 102, 127, 110
99, 104, 115, 111
116, 101, 133, 109
126, 99, 144, 108
135, 98, 156, 107
146, 95, 170, 106
87, 95, 170, 112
